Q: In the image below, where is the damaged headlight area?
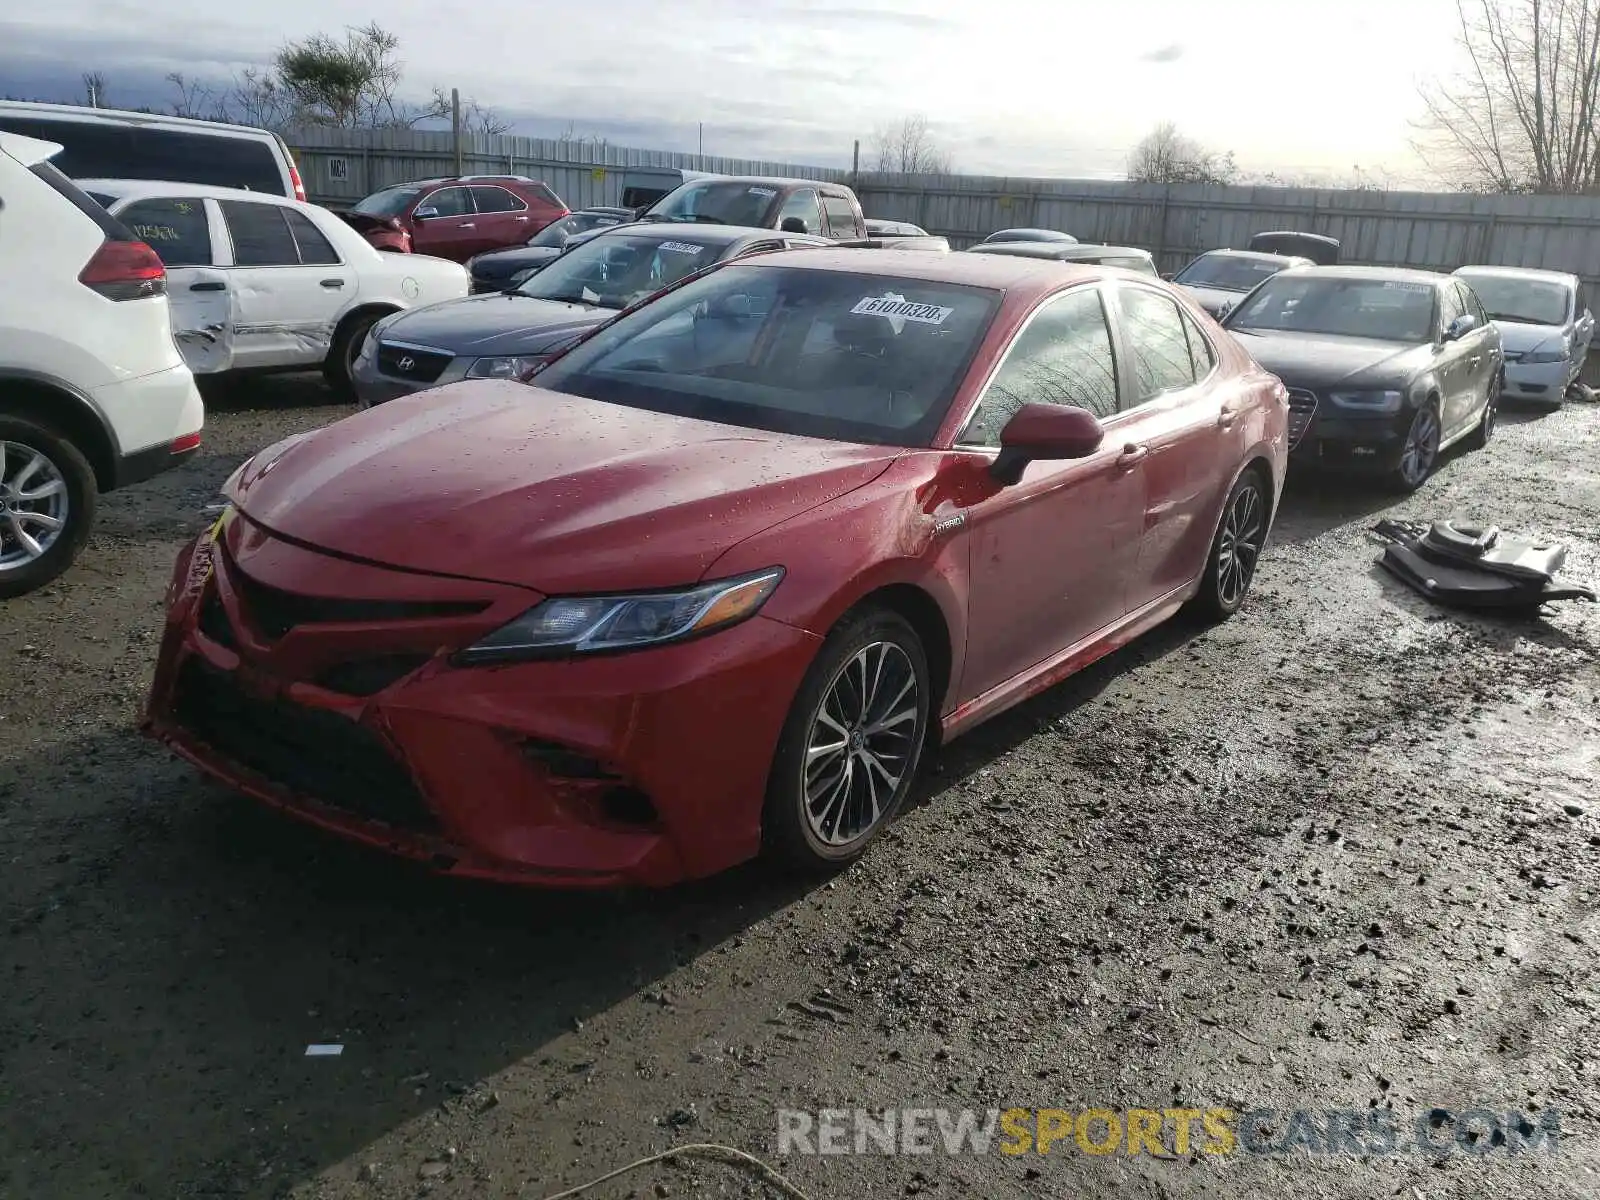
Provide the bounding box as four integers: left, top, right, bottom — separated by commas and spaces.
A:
1521, 339, 1569, 364
1327, 389, 1404, 414
466, 355, 553, 380
455, 568, 785, 665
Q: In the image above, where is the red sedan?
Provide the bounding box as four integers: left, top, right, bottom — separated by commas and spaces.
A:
143, 250, 1288, 887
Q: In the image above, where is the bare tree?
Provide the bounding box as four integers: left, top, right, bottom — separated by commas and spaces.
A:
869, 115, 953, 174
82, 71, 107, 109
166, 72, 217, 120
225, 68, 293, 130
428, 87, 512, 137
1414, 0, 1600, 193
1126, 122, 1237, 184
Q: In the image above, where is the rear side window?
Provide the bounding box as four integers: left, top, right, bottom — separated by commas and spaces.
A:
527, 183, 564, 208
26, 160, 131, 239
1179, 307, 1215, 377
0, 116, 286, 194
821, 194, 859, 238
118, 198, 213, 266
220, 200, 299, 266
1121, 287, 1197, 401
471, 186, 525, 214
284, 209, 340, 265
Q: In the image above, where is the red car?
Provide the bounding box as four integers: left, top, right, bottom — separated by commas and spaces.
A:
143, 251, 1288, 887
337, 175, 568, 260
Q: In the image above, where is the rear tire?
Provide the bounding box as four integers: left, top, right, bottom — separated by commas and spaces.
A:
323, 311, 386, 400
1190, 467, 1269, 623
1464, 370, 1501, 450
0, 414, 97, 599
763, 607, 930, 874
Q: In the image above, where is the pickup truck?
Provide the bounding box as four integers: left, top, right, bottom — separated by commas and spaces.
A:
642, 175, 866, 240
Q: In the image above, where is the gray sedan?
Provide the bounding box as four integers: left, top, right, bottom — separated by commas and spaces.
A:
351, 223, 828, 406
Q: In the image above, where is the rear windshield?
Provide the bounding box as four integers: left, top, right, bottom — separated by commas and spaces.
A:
0, 116, 285, 194
535, 264, 1002, 447
1455, 274, 1572, 326
1175, 253, 1290, 292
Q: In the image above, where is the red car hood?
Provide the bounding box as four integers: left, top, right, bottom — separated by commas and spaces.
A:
228, 382, 899, 593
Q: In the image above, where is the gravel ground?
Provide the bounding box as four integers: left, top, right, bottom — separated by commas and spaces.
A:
2, 376, 1598, 1200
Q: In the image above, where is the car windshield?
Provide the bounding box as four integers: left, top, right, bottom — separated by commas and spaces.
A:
1227, 276, 1438, 342
645, 180, 779, 226
1456, 275, 1571, 326
515, 232, 730, 309
1176, 254, 1290, 291
533, 264, 1001, 447
352, 185, 423, 218
529, 211, 624, 248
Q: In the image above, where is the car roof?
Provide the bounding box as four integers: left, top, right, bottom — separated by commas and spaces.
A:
78, 178, 306, 205
1278, 264, 1448, 285
970, 242, 1149, 260
683, 175, 829, 188
733, 246, 1109, 298
1453, 264, 1577, 285
0, 99, 279, 139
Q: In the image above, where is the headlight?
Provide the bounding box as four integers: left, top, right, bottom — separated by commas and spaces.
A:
466, 355, 552, 380
455, 567, 784, 665
1522, 339, 1569, 364
1327, 389, 1404, 414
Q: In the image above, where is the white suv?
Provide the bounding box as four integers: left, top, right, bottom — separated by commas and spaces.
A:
0, 131, 204, 598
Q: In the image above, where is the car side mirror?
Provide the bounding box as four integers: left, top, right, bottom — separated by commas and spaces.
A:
779, 217, 808, 234
413, 206, 440, 220
1443, 313, 1479, 342
990, 403, 1106, 485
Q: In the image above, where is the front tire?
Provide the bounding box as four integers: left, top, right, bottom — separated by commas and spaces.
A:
763, 607, 930, 873
0, 415, 97, 599
1191, 468, 1268, 622
323, 311, 385, 400
1389, 398, 1441, 493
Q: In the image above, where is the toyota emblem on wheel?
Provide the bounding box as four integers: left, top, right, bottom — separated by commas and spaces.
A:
397, 355, 415, 372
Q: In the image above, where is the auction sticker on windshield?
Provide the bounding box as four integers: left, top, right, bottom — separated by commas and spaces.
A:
658, 241, 707, 255
748, 187, 778, 197
1382, 281, 1432, 292
852, 295, 954, 324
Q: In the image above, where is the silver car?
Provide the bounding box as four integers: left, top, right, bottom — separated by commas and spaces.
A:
1453, 266, 1594, 408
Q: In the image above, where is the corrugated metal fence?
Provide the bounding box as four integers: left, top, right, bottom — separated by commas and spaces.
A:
284, 128, 1600, 290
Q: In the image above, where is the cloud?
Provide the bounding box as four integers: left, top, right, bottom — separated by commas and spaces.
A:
774, 4, 958, 30
1140, 43, 1184, 63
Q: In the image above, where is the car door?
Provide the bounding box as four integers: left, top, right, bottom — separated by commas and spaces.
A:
953, 285, 1145, 701
469, 185, 532, 253
1454, 281, 1500, 411
1106, 284, 1238, 610
408, 185, 479, 260
217, 198, 353, 369
1433, 282, 1474, 435
113, 194, 236, 374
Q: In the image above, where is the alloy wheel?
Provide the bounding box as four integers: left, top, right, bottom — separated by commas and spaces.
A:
1398, 405, 1440, 487
802, 641, 920, 847
1215, 479, 1265, 609
0, 440, 70, 572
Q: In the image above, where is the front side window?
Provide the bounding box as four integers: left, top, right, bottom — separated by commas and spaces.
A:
959, 288, 1119, 445
118, 197, 213, 267
419, 187, 473, 217
219, 200, 299, 267
777, 189, 821, 235
535, 265, 1001, 447
1121, 287, 1198, 400
1227, 276, 1439, 343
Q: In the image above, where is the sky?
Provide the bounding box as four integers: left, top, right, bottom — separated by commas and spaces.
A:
0, 0, 1466, 182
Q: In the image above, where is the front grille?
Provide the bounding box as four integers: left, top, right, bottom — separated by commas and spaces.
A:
376, 342, 453, 383
1286, 389, 1317, 450
227, 559, 487, 640
171, 658, 439, 831
197, 589, 237, 650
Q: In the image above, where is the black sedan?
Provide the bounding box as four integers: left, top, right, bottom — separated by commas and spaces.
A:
465, 207, 637, 293
352, 223, 828, 406
1222, 266, 1504, 492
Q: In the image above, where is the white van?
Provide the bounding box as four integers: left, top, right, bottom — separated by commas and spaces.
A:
0, 102, 305, 201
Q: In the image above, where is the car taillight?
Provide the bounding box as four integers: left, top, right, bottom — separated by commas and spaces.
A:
288, 156, 307, 202
79, 240, 166, 301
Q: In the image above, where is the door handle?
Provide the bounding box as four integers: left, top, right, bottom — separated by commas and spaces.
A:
320, 278, 345, 289
1218, 401, 1242, 428
459, 222, 477, 229
1116, 443, 1149, 470
513, 215, 530, 222
189, 280, 226, 292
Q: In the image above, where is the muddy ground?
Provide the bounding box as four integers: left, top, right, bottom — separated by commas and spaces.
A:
2, 377, 1598, 1200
